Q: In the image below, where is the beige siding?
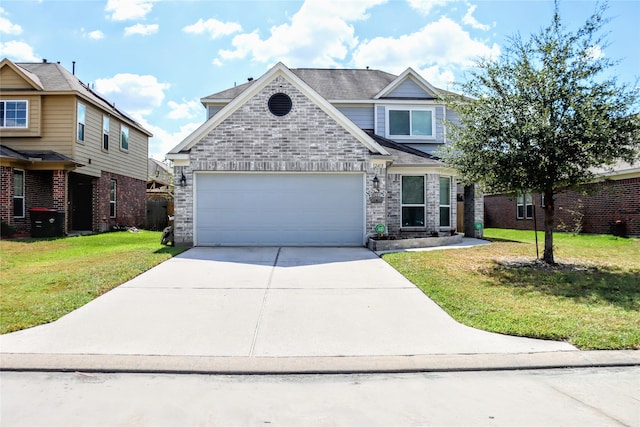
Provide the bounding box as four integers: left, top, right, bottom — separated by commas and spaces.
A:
0, 66, 34, 89
0, 94, 42, 137
74, 98, 148, 180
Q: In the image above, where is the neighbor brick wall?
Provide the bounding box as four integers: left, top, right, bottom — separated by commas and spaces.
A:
97, 171, 146, 230
0, 166, 13, 227
484, 177, 640, 237
175, 75, 384, 246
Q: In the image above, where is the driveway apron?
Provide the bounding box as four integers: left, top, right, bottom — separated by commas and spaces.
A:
0, 247, 575, 357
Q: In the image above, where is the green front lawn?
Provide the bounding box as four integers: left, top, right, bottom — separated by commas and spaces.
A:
0, 231, 186, 334
383, 229, 640, 350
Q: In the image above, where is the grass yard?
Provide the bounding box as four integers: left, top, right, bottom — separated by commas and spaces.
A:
383, 228, 640, 350
0, 231, 186, 334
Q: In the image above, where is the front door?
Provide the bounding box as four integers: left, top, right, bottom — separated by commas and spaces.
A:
69, 173, 93, 231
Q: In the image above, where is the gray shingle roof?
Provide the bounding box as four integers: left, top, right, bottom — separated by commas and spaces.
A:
14, 62, 151, 136
201, 67, 457, 103
0, 144, 82, 165
202, 68, 400, 101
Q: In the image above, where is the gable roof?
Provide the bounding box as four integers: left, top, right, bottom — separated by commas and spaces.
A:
0, 58, 44, 90
374, 67, 441, 99
168, 62, 391, 157
0, 58, 152, 137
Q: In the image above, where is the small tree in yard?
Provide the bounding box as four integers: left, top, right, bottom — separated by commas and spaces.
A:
443, 1, 640, 264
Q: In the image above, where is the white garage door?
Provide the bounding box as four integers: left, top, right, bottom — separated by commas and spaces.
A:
195, 173, 365, 246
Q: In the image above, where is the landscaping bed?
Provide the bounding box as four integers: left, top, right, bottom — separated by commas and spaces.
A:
368, 233, 462, 251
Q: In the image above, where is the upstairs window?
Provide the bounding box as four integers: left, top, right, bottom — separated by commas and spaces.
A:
103, 116, 109, 150
13, 169, 25, 217
401, 175, 425, 227
120, 125, 129, 151
387, 108, 434, 138
1, 101, 28, 128
77, 103, 86, 141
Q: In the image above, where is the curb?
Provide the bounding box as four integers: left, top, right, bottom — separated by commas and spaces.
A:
1, 350, 638, 375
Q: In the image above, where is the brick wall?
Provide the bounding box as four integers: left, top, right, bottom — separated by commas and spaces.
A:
0, 166, 13, 227
484, 177, 640, 237
96, 171, 146, 230
175, 75, 382, 246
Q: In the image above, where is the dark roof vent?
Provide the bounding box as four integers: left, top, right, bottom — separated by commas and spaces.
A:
268, 93, 292, 117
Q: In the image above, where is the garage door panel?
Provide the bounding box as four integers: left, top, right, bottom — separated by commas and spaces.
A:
195, 173, 364, 246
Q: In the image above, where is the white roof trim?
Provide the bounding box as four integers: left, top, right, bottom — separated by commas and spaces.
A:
167, 62, 390, 156
0, 58, 44, 91
374, 67, 440, 100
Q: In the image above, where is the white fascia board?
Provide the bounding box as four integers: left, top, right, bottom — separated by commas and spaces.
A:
374, 67, 441, 100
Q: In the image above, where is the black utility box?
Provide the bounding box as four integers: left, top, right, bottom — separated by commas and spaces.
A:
29, 208, 64, 237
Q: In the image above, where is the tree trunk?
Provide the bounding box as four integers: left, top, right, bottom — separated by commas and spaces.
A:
542, 189, 555, 264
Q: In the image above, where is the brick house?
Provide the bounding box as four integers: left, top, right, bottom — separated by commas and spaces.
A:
484, 160, 640, 237
167, 62, 482, 246
0, 58, 152, 235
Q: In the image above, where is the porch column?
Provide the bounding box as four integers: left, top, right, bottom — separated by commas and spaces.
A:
463, 184, 484, 238
52, 169, 68, 234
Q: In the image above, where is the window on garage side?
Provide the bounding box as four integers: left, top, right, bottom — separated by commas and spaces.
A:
401, 175, 425, 227
13, 169, 25, 217
109, 179, 116, 218
439, 177, 451, 227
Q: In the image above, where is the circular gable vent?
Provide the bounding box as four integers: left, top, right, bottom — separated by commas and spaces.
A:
268, 93, 292, 117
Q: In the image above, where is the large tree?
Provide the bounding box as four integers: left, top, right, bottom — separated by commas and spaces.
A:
443, 1, 639, 264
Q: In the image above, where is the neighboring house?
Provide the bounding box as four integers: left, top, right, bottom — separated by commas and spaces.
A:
484, 159, 640, 237
167, 62, 482, 246
0, 58, 152, 235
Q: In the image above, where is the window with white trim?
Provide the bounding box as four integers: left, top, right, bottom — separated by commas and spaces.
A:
109, 179, 116, 218
1, 100, 28, 128
517, 192, 533, 219
13, 169, 25, 217
77, 103, 86, 141
439, 177, 451, 227
387, 108, 434, 138
120, 125, 129, 151
401, 175, 425, 227
103, 116, 109, 150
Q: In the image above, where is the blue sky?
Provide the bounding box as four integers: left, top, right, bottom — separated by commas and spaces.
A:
1, 0, 638, 159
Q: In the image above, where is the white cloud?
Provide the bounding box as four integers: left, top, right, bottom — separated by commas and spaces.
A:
183, 18, 242, 39
407, 0, 454, 16
0, 7, 22, 35
94, 73, 170, 117
218, 0, 387, 67
105, 0, 156, 21
462, 3, 490, 31
0, 40, 39, 62
144, 119, 201, 160
352, 16, 500, 87
82, 28, 105, 40
124, 23, 159, 36
167, 98, 202, 120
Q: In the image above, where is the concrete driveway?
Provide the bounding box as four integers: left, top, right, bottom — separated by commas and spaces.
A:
1, 246, 576, 361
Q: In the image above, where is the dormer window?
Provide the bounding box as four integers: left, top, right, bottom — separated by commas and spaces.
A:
387, 107, 434, 139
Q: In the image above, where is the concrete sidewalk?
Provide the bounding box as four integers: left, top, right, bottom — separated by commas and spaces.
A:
1, 245, 636, 373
